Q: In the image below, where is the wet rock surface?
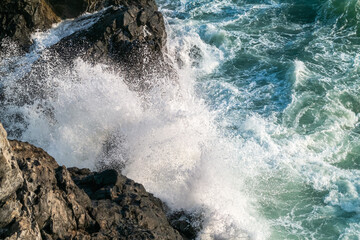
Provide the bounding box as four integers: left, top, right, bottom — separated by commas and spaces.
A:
1, 0, 171, 104
0, 0, 173, 137
0, 0, 60, 50
52, 5, 167, 61
168, 210, 203, 240
48, 4, 170, 89
0, 123, 183, 239
69, 168, 183, 239
0, 0, 165, 53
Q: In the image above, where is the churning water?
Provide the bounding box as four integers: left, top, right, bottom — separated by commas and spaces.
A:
2, 0, 360, 239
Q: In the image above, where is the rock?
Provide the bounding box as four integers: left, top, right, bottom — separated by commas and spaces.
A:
48, 0, 159, 19
68, 167, 183, 239
0, 0, 61, 50
168, 210, 203, 240
51, 5, 166, 61
87, 0, 159, 12
1, 0, 171, 111
0, 0, 163, 51
0, 0, 172, 139
0, 123, 23, 202
1, 139, 96, 240
47, 4, 171, 90
47, 0, 90, 19
20, 2, 171, 95
0, 124, 183, 239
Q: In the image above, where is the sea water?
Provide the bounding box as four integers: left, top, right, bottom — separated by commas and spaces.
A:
1, 0, 360, 239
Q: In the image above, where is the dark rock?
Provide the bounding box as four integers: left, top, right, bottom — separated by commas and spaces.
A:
1, 139, 97, 239
0, 124, 183, 239
47, 0, 90, 19
168, 210, 203, 240
48, 0, 159, 19
47, 4, 171, 90
0, 0, 61, 50
1, 0, 172, 110
0, 0, 173, 141
0, 0, 162, 51
69, 167, 183, 239
88, 0, 159, 12
0, 123, 23, 202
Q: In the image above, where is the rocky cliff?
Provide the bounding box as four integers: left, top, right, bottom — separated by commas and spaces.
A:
0, 0, 163, 51
46, 3, 171, 90
0, 123, 183, 239
1, 0, 172, 100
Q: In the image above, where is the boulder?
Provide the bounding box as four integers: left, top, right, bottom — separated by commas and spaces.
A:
1, 0, 170, 103
1, 139, 96, 239
47, 4, 169, 89
0, 0, 163, 51
18, 2, 170, 97
50, 5, 166, 62
0, 0, 171, 138
0, 0, 60, 50
69, 167, 183, 239
0, 124, 183, 239
168, 210, 203, 240
0, 123, 23, 202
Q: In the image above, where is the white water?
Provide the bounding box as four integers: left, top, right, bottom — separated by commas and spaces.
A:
0, 11, 270, 239
3, 1, 360, 239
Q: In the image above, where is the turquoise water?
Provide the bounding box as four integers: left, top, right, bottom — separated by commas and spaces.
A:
2, 0, 360, 239
158, 0, 360, 239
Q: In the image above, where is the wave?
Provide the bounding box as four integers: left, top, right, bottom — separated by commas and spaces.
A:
3, 0, 360, 239
0, 8, 270, 240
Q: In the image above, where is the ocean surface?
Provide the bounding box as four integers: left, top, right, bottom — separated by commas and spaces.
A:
2, 0, 360, 239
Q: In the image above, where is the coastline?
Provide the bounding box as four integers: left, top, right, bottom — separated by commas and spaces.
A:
0, 0, 194, 239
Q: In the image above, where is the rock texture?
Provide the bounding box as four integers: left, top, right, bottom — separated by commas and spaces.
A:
0, 124, 23, 203
0, 123, 183, 240
51, 5, 166, 61
49, 0, 159, 19
0, 0, 171, 136
0, 0, 165, 52
1, 0, 170, 95
69, 168, 182, 239
0, 0, 60, 50
168, 211, 203, 240
48, 4, 169, 89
